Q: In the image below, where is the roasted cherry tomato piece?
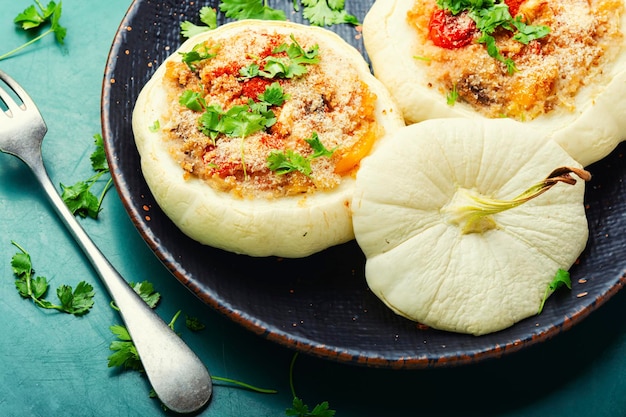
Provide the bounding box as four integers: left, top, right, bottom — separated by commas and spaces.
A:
428, 9, 477, 49
505, 0, 525, 16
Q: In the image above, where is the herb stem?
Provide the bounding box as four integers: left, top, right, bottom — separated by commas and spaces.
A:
211, 376, 278, 394
0, 28, 53, 61
289, 352, 298, 398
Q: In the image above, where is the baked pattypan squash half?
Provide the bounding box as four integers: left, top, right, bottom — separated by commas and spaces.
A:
352, 118, 591, 336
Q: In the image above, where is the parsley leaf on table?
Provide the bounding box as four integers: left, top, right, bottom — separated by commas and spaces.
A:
60, 134, 113, 219
220, 0, 287, 21
0, 0, 67, 61
10, 241, 95, 316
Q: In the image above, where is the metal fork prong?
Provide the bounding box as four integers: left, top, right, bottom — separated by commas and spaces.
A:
0, 69, 37, 115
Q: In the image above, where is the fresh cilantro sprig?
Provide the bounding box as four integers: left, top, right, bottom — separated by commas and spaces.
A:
60, 134, 113, 219
10, 241, 95, 316
538, 269, 572, 314
239, 35, 320, 80
181, 82, 288, 142
267, 132, 334, 177
300, 0, 359, 27
286, 353, 336, 417
0, 0, 67, 61
436, 0, 550, 74
220, 0, 288, 21
180, 42, 219, 71
180, 6, 217, 38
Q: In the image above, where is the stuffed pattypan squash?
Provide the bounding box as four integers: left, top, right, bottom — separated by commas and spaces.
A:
352, 118, 590, 336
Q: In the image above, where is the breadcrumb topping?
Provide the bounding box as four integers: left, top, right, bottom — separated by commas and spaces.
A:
160, 28, 378, 199
408, 0, 624, 120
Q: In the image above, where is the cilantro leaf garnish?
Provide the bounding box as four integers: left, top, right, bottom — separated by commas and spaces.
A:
0, 0, 67, 61
180, 42, 219, 71
11, 241, 95, 316
300, 0, 360, 27
267, 132, 334, 177
61, 134, 113, 219
257, 81, 290, 106
538, 268, 572, 314
193, 82, 287, 141
220, 0, 287, 21
180, 6, 217, 38
268, 149, 313, 176
239, 35, 320, 80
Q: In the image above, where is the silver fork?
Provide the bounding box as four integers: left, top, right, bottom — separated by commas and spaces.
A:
0, 69, 212, 414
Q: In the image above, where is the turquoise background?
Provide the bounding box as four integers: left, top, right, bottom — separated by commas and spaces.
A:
1, 1, 626, 416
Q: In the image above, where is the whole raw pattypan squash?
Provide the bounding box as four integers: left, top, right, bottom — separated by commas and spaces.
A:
352, 118, 590, 336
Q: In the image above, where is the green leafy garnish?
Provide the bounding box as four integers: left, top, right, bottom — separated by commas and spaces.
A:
180, 42, 219, 71
179, 90, 206, 112
185, 315, 206, 332
267, 132, 334, 176
60, 134, 113, 219
149, 120, 160, 132
11, 241, 95, 316
0, 0, 67, 61
538, 269, 572, 314
108, 324, 142, 370
436, 0, 550, 74
446, 83, 458, 106
220, 0, 287, 21
193, 82, 286, 142
130, 281, 161, 308
180, 6, 217, 38
286, 353, 336, 417
239, 35, 320, 80
300, 0, 359, 27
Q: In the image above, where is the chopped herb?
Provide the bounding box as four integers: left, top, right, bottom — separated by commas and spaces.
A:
300, 0, 360, 27
179, 90, 206, 112
149, 120, 160, 132
180, 42, 219, 71
538, 269, 572, 314
180, 6, 217, 38
60, 134, 113, 219
267, 132, 334, 177
239, 35, 320, 80
195, 82, 286, 140
11, 241, 95, 316
446, 84, 459, 106
185, 315, 206, 331
220, 0, 287, 21
0, 0, 67, 61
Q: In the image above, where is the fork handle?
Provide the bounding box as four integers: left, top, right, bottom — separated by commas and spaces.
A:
25, 153, 212, 413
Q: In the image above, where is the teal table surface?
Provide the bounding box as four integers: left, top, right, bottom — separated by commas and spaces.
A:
1, 1, 626, 416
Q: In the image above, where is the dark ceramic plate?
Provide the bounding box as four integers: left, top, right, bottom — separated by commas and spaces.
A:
101, 0, 626, 368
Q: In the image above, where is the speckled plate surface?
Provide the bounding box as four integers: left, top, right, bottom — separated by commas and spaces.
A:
101, 0, 626, 368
